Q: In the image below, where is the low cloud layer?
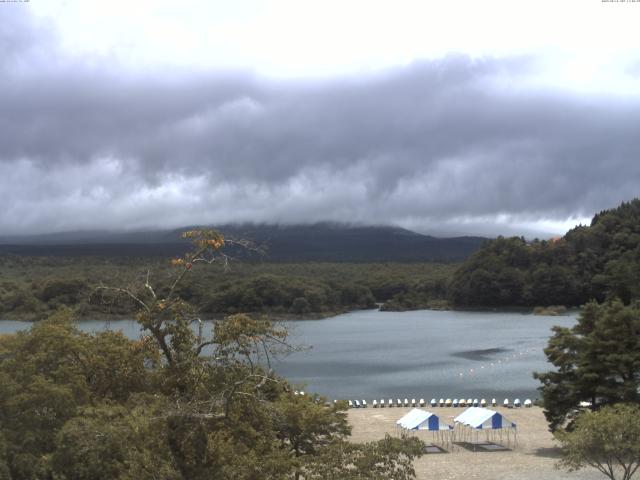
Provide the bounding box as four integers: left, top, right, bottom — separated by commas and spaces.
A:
1, 8, 639, 237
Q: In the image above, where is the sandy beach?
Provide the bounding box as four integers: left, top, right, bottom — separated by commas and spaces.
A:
348, 406, 603, 480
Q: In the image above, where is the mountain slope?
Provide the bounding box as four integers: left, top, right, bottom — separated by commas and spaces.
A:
0, 223, 487, 262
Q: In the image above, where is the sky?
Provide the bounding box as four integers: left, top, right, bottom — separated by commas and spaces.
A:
1, 0, 640, 238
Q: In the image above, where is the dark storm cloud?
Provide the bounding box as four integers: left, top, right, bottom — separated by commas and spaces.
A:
1, 7, 639, 236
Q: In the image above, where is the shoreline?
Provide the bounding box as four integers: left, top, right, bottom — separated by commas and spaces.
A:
0, 303, 579, 323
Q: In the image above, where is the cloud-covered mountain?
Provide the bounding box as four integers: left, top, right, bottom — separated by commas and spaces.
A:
0, 223, 487, 262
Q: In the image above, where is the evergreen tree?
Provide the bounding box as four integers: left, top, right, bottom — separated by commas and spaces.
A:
535, 300, 640, 431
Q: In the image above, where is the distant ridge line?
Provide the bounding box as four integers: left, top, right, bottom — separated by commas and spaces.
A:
0, 223, 488, 262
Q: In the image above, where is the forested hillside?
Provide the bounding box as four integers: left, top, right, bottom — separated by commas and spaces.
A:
449, 199, 640, 307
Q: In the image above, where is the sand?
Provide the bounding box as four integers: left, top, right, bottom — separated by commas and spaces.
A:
348, 406, 604, 480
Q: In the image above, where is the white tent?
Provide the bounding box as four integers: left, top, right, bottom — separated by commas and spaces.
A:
396, 409, 440, 431
454, 407, 517, 449
396, 409, 425, 429
396, 409, 453, 448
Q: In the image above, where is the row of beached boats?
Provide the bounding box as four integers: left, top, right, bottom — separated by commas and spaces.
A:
347, 398, 533, 409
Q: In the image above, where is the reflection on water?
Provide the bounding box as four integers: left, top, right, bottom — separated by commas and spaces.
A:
1, 309, 576, 401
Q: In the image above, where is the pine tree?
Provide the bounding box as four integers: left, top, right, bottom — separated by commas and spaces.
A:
535, 300, 640, 431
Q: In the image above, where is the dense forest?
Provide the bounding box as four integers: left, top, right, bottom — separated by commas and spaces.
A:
0, 258, 455, 320
449, 199, 640, 308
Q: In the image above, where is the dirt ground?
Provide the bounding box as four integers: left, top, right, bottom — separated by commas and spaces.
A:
348, 406, 604, 480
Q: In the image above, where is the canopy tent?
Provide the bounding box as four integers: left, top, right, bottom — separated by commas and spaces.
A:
454, 407, 517, 449
396, 409, 453, 448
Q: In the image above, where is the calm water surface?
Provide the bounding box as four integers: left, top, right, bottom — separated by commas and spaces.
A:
1, 309, 576, 401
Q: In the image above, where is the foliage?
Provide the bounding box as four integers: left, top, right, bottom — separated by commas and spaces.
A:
302, 434, 424, 480
534, 300, 640, 431
556, 404, 640, 480
0, 257, 456, 320
532, 305, 567, 316
0, 230, 424, 479
450, 199, 640, 307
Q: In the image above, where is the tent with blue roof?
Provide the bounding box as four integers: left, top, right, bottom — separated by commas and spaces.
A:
396, 409, 454, 448
454, 407, 517, 449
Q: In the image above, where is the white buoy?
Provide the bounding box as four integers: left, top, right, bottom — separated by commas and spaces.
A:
504, 398, 510, 407
419, 398, 425, 407
491, 398, 497, 406
472, 398, 479, 407
480, 398, 487, 407
372, 400, 378, 408
524, 399, 532, 408
411, 398, 416, 407
439, 398, 445, 407
430, 398, 437, 407
453, 398, 459, 407
514, 398, 521, 408
445, 398, 452, 407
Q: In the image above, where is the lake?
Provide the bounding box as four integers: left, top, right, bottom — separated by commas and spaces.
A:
0, 309, 576, 401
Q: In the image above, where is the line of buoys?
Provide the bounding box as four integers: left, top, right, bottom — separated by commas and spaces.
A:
456, 345, 540, 378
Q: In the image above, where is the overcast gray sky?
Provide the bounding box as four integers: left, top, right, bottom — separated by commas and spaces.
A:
1, 0, 639, 237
